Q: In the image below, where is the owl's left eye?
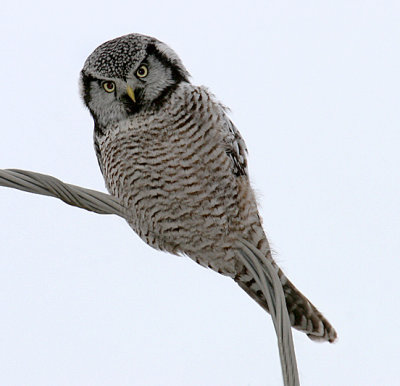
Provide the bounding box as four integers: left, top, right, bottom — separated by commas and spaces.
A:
136, 65, 148, 78
102, 81, 116, 93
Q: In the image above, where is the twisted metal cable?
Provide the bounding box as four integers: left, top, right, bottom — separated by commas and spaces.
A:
0, 169, 125, 217
0, 167, 299, 386
236, 239, 299, 386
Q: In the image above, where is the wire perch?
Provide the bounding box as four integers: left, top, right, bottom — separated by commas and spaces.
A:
0, 167, 300, 386
236, 239, 299, 386
0, 169, 125, 217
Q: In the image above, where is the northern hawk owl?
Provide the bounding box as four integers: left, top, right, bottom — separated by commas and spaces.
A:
80, 33, 337, 343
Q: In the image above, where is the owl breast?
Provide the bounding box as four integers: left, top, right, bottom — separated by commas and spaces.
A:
96, 84, 249, 272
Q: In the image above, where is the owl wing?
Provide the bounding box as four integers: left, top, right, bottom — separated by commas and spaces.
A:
93, 133, 105, 176
222, 117, 248, 178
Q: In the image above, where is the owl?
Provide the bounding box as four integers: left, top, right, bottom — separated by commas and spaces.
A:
80, 33, 337, 343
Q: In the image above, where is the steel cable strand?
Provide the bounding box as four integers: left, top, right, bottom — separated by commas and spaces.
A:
0, 167, 299, 385
0, 169, 125, 217
236, 239, 300, 386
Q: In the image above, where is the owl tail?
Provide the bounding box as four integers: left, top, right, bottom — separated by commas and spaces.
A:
235, 239, 337, 343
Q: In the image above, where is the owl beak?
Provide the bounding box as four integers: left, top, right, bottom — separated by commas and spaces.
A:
126, 86, 136, 103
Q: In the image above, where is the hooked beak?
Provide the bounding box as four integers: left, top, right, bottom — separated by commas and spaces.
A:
126, 86, 136, 103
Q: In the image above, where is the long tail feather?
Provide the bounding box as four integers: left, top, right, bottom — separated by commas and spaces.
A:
235, 239, 337, 343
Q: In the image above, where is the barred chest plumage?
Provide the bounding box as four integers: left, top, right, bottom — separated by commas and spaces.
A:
95, 82, 252, 273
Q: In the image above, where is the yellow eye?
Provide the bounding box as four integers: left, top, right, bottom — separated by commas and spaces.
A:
136, 65, 148, 78
102, 81, 115, 93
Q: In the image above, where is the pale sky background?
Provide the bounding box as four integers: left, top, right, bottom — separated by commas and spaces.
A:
0, 1, 399, 385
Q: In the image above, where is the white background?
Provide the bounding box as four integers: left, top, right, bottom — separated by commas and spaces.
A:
1, 1, 399, 385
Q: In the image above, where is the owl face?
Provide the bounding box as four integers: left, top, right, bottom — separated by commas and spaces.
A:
80, 34, 190, 130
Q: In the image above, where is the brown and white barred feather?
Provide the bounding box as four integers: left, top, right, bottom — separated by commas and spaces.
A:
96, 81, 337, 343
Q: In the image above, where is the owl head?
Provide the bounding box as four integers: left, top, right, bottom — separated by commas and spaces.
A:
80, 33, 190, 131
